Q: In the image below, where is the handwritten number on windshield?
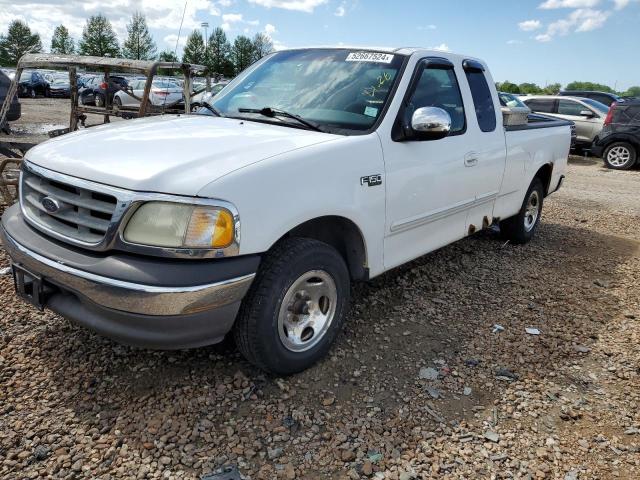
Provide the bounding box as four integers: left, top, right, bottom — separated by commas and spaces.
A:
363, 72, 392, 97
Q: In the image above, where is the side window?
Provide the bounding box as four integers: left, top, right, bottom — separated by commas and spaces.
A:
409, 67, 466, 134
525, 99, 554, 113
464, 68, 497, 132
558, 99, 585, 116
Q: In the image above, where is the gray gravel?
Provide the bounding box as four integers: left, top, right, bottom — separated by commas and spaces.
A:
1, 156, 639, 479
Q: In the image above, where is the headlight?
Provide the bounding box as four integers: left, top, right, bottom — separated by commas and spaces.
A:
123, 202, 236, 249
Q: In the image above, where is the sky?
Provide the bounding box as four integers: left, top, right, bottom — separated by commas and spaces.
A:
1, 0, 639, 90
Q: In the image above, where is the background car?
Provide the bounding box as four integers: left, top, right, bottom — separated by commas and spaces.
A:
48, 76, 71, 98
113, 79, 183, 110
559, 90, 622, 107
191, 81, 229, 111
591, 99, 640, 170
79, 75, 128, 107
522, 95, 607, 148
18, 70, 49, 98
0, 69, 21, 124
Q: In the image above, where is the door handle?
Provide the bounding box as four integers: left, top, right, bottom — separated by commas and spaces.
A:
464, 152, 479, 167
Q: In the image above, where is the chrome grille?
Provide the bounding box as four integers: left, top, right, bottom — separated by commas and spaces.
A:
21, 168, 118, 244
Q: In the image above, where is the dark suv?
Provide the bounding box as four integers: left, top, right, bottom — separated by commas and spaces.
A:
559, 90, 621, 107
0, 70, 21, 125
18, 70, 50, 98
79, 75, 128, 107
591, 99, 640, 169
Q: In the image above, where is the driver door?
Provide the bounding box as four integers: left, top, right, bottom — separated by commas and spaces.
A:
382, 59, 476, 270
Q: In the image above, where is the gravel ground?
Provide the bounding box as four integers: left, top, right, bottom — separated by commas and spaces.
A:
1, 151, 639, 478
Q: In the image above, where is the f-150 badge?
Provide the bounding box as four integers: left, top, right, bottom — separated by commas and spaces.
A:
360, 174, 382, 187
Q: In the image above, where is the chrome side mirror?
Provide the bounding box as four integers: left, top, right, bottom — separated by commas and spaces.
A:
579, 110, 595, 118
410, 107, 452, 140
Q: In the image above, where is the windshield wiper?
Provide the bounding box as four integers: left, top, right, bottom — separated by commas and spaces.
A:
200, 99, 224, 117
238, 107, 324, 132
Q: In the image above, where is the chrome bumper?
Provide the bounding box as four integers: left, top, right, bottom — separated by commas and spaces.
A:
2, 229, 255, 316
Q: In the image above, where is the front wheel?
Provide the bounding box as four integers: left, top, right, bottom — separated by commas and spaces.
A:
500, 177, 544, 244
234, 237, 350, 375
603, 142, 637, 170
95, 94, 105, 108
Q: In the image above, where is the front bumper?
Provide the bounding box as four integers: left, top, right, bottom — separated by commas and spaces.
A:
1, 204, 258, 349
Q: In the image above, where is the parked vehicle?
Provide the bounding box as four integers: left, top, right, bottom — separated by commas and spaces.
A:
18, 70, 49, 98
113, 79, 183, 110
0, 69, 21, 123
191, 81, 229, 111
79, 75, 128, 107
591, 99, 640, 169
522, 95, 607, 147
559, 90, 622, 107
1, 47, 571, 375
48, 77, 71, 98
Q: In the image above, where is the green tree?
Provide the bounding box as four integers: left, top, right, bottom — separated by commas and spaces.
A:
496, 81, 520, 94
122, 12, 156, 60
251, 32, 273, 63
518, 82, 542, 95
231, 35, 254, 74
565, 81, 614, 93
79, 14, 120, 57
0, 20, 42, 66
158, 50, 179, 62
622, 86, 640, 98
182, 30, 205, 65
542, 83, 562, 95
207, 27, 232, 77
50, 25, 75, 55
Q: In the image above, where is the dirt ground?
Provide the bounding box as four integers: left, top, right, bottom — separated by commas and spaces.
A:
0, 103, 639, 479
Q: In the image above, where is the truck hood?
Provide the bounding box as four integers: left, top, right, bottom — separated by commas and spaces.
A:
26, 115, 338, 196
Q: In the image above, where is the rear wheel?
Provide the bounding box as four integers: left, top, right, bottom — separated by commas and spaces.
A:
500, 177, 544, 244
603, 142, 637, 170
234, 237, 350, 375
95, 94, 105, 108
29, 88, 36, 99
113, 96, 122, 112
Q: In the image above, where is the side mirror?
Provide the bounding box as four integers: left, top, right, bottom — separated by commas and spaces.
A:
410, 107, 452, 140
579, 110, 595, 118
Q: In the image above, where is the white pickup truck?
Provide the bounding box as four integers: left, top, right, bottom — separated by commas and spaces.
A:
1, 47, 570, 375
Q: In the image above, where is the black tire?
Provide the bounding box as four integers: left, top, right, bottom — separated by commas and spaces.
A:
234, 237, 350, 375
29, 88, 36, 99
113, 96, 122, 112
500, 177, 544, 244
602, 142, 637, 170
95, 94, 105, 108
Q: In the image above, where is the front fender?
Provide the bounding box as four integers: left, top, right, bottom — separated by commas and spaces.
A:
197, 134, 387, 276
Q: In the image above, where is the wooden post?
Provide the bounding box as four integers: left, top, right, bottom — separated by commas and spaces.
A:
183, 68, 192, 114
68, 67, 78, 131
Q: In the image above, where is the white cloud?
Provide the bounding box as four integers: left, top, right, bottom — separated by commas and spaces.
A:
334, 5, 345, 16
164, 33, 187, 47
247, 0, 327, 13
507, 39, 523, 44
264, 23, 277, 34
535, 8, 610, 41
418, 24, 437, 30
429, 43, 450, 52
518, 19, 542, 30
539, 0, 600, 8
218, 0, 233, 5
222, 13, 243, 23
612, 0, 635, 8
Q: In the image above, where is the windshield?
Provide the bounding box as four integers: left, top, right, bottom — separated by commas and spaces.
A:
208, 49, 405, 132
582, 98, 609, 114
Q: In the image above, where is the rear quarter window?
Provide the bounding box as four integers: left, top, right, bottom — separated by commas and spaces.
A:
524, 99, 555, 113
464, 69, 496, 132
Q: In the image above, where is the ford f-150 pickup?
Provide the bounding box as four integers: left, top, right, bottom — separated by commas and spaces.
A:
1, 47, 571, 374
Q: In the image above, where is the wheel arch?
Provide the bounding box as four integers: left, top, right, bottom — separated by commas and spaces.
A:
274, 215, 369, 281
601, 134, 640, 153
534, 162, 554, 196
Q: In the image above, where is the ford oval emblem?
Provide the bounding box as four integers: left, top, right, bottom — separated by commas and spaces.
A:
41, 196, 61, 213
